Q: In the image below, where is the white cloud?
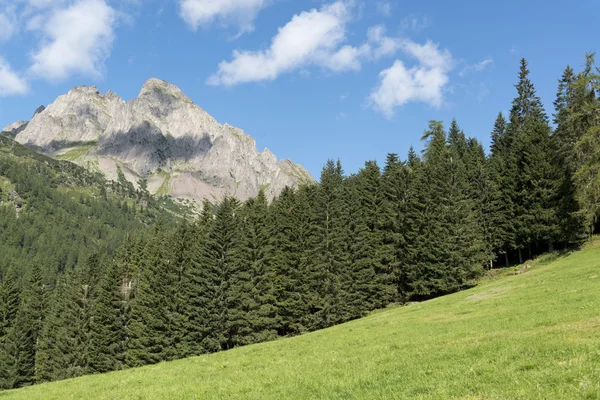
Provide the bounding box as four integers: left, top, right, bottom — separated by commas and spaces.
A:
368, 40, 453, 117
459, 57, 493, 77
375, 1, 391, 17
178, 0, 269, 34
208, 1, 369, 86
0, 57, 29, 96
400, 13, 431, 31
28, 0, 117, 81
367, 25, 401, 59
0, 10, 16, 42
23, 0, 69, 9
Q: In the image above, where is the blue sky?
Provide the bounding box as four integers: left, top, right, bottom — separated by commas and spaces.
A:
0, 0, 598, 178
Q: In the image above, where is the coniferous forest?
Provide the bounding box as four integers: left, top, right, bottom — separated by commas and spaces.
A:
1, 56, 600, 389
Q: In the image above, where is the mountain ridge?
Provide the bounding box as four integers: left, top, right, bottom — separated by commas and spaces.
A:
2, 78, 313, 203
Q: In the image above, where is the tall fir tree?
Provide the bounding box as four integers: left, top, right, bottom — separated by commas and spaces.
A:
309, 160, 350, 329
239, 190, 279, 344
571, 54, 600, 233
126, 222, 178, 367
88, 238, 141, 373
271, 186, 315, 336
0, 265, 48, 388
0, 267, 19, 339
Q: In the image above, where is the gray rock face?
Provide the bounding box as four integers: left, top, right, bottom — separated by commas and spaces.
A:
12, 78, 313, 202
2, 120, 29, 138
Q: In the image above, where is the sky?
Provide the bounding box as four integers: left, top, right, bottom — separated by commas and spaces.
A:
0, 0, 598, 179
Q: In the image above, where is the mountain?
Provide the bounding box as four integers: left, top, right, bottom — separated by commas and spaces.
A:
2, 79, 313, 204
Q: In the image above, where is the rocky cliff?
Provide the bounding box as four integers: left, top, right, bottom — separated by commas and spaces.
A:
2, 79, 313, 203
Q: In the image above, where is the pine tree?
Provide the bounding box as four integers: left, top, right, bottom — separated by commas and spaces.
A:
552, 65, 587, 244
0, 267, 19, 339
271, 186, 315, 336
488, 112, 517, 265
379, 153, 405, 301
309, 160, 350, 329
571, 54, 600, 233
402, 122, 485, 299
509, 59, 561, 256
0, 265, 48, 388
126, 223, 177, 367
181, 199, 215, 356
346, 161, 394, 315
88, 239, 140, 373
36, 255, 99, 382
239, 190, 279, 344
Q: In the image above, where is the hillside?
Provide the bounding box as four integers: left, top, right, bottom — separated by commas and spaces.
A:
4, 238, 599, 399
0, 135, 184, 281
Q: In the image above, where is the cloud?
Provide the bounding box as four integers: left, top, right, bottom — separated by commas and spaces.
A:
367, 25, 401, 59
0, 57, 29, 96
178, 0, 269, 34
375, 1, 391, 17
459, 57, 493, 77
368, 40, 453, 117
400, 13, 431, 31
28, 0, 117, 82
208, 1, 370, 86
0, 11, 16, 42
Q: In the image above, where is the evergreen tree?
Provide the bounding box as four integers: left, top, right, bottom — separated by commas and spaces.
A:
239, 190, 279, 344
181, 200, 215, 356
488, 113, 517, 265
88, 239, 140, 373
346, 161, 394, 315
0, 267, 19, 339
271, 186, 315, 336
379, 153, 405, 301
126, 223, 177, 367
0, 265, 48, 388
572, 54, 600, 233
402, 122, 485, 298
36, 255, 99, 382
309, 160, 350, 329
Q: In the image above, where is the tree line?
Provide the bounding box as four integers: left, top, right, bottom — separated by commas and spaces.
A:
0, 56, 599, 389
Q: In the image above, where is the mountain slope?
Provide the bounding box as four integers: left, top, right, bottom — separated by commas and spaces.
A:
0, 135, 185, 281
4, 238, 600, 399
2, 79, 313, 204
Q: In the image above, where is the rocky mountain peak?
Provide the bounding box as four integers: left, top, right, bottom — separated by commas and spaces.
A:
8, 79, 313, 204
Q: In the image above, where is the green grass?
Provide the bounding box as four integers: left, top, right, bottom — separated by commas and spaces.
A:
4, 240, 600, 399
155, 171, 172, 196
56, 142, 97, 161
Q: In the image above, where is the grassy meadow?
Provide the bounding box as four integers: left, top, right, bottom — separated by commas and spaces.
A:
3, 239, 600, 399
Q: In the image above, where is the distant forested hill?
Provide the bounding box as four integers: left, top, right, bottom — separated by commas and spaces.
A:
0, 135, 186, 284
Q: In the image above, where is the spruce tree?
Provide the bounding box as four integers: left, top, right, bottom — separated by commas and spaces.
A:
182, 199, 215, 356
36, 255, 99, 382
0, 267, 19, 339
488, 112, 517, 265
379, 153, 405, 301
571, 54, 600, 233
509, 59, 561, 255
346, 161, 394, 315
271, 186, 315, 336
88, 239, 140, 373
309, 160, 350, 329
402, 122, 485, 298
239, 190, 279, 344
0, 265, 48, 388
126, 223, 177, 367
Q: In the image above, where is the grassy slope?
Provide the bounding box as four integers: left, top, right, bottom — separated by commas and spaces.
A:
3, 240, 600, 400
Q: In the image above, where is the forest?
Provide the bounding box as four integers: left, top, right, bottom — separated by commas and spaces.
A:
0, 55, 599, 389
